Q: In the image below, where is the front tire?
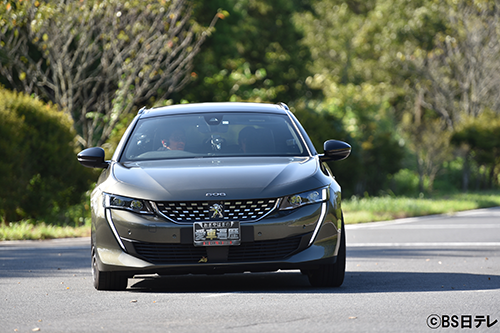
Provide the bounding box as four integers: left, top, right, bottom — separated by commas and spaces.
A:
92, 246, 128, 291
307, 220, 346, 288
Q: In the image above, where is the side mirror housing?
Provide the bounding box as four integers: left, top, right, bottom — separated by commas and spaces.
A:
319, 140, 351, 162
77, 147, 109, 168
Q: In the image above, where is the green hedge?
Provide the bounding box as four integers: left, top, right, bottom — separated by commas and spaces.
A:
0, 88, 94, 222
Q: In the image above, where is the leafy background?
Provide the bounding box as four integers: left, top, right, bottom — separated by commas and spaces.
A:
0, 0, 499, 231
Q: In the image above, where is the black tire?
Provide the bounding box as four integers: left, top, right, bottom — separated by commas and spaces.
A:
307, 219, 346, 288
92, 246, 128, 291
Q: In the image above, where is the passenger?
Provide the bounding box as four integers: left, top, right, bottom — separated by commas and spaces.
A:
238, 126, 259, 153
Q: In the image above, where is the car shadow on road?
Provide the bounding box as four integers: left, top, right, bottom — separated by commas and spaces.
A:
127, 270, 500, 294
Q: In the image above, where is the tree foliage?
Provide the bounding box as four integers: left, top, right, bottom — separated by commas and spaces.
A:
293, 0, 500, 193
293, 0, 408, 195
405, 0, 500, 129
0, 0, 220, 148
452, 111, 500, 189
178, 0, 319, 103
1, 0, 499, 204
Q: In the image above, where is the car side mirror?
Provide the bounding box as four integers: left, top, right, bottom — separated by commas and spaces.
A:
319, 140, 351, 162
77, 147, 109, 168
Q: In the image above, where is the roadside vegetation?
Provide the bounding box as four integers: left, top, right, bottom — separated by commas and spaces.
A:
0, 220, 91, 241
0, 201, 92, 241
1, 1, 499, 240
343, 191, 500, 224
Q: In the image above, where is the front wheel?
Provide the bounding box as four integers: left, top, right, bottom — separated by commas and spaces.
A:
92, 246, 128, 291
307, 219, 346, 288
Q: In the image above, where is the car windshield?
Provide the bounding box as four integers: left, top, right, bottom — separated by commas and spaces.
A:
120, 112, 308, 161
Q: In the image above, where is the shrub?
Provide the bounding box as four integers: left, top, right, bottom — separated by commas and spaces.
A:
0, 88, 94, 222
388, 168, 420, 196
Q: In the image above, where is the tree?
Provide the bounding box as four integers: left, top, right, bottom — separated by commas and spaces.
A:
406, 0, 500, 130
452, 111, 500, 190
177, 0, 319, 104
396, 0, 500, 190
0, 0, 220, 148
293, 0, 407, 195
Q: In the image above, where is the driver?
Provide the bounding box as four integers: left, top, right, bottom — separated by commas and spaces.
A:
159, 130, 186, 151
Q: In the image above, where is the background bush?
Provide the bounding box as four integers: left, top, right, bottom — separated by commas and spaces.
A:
0, 88, 94, 223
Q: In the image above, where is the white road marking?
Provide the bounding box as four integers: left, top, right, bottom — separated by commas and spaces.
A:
347, 242, 500, 247
356, 224, 500, 229
345, 207, 500, 229
202, 293, 239, 298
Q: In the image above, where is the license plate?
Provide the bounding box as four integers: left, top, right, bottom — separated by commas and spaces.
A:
193, 221, 240, 246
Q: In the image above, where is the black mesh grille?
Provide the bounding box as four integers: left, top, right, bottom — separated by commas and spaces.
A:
228, 235, 302, 262
155, 199, 277, 223
133, 235, 303, 264
134, 243, 207, 264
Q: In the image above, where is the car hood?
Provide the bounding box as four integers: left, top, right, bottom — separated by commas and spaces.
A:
108, 156, 327, 201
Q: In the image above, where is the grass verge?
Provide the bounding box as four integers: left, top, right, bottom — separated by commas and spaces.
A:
343, 191, 500, 224
1, 191, 499, 240
0, 220, 90, 241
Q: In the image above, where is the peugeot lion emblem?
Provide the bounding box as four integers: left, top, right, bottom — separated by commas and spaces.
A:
210, 203, 224, 219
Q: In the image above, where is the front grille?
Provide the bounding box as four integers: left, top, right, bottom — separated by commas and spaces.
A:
134, 242, 207, 264
228, 235, 302, 262
155, 199, 278, 223
133, 235, 303, 264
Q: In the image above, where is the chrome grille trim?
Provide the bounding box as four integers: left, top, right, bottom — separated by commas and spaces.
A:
152, 198, 280, 224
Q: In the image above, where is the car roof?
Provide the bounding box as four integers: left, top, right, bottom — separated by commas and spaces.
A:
139, 102, 289, 118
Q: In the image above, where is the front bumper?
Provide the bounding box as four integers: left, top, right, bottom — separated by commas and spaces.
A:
93, 199, 342, 277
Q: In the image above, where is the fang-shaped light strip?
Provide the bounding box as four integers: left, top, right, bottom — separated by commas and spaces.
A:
105, 209, 127, 252
308, 201, 328, 246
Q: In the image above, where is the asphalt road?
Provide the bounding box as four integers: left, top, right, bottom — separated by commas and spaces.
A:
1, 207, 499, 332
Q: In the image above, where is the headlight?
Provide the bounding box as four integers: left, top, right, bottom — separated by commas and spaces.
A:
279, 187, 329, 210
103, 193, 153, 214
